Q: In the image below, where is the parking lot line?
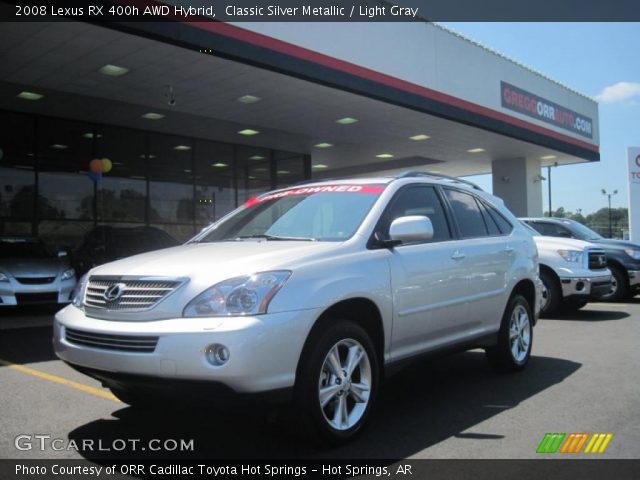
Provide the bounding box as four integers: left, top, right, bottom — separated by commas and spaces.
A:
0, 358, 121, 403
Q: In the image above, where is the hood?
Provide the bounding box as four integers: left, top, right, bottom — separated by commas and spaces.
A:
590, 238, 640, 251
532, 236, 596, 252
0, 257, 65, 278
89, 240, 344, 281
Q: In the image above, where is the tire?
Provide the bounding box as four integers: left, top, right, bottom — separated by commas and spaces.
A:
539, 270, 562, 318
599, 265, 629, 302
562, 298, 588, 312
109, 387, 154, 408
485, 294, 533, 373
294, 320, 379, 444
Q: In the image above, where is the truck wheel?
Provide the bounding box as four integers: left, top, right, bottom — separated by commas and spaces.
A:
295, 320, 379, 444
485, 294, 533, 373
539, 270, 561, 318
600, 265, 629, 302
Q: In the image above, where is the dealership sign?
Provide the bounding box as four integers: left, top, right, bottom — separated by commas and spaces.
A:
501, 82, 593, 138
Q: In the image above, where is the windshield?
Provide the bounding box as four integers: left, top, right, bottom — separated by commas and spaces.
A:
565, 220, 603, 241
520, 221, 540, 236
0, 238, 51, 259
196, 184, 385, 242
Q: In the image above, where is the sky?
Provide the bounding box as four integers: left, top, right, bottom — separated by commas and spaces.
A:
443, 23, 639, 215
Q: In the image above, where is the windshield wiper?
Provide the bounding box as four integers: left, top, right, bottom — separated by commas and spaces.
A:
234, 234, 316, 242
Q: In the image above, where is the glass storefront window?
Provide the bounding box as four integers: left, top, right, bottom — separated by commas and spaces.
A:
275, 151, 306, 188
195, 140, 235, 224
237, 146, 271, 204
0, 167, 35, 219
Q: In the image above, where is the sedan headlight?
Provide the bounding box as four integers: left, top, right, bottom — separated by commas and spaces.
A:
71, 274, 89, 308
61, 268, 75, 281
183, 271, 291, 317
625, 249, 640, 260
0, 272, 9, 282
557, 249, 583, 263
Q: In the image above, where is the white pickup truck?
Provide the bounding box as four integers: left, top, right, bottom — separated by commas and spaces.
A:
521, 221, 611, 316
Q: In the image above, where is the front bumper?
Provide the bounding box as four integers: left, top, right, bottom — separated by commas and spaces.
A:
53, 305, 320, 394
628, 270, 640, 289
0, 278, 75, 306
559, 274, 612, 298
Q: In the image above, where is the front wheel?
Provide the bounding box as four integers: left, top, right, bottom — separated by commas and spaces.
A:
485, 294, 533, 372
599, 265, 629, 302
295, 320, 379, 444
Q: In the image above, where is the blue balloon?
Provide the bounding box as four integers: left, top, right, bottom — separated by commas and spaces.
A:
88, 171, 102, 182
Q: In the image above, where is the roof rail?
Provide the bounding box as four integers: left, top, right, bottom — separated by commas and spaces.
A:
397, 171, 484, 191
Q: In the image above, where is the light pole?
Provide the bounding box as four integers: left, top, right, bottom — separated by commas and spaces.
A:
601, 189, 618, 238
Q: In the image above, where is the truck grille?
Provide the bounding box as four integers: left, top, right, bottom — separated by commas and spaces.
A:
16, 277, 56, 284
65, 328, 158, 353
84, 277, 182, 311
587, 249, 607, 270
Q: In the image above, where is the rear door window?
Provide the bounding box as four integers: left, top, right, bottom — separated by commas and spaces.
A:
443, 189, 488, 238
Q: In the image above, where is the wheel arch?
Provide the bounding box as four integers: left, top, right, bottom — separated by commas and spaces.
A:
295, 297, 386, 382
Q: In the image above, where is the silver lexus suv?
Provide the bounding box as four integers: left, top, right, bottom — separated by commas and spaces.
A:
54, 172, 540, 443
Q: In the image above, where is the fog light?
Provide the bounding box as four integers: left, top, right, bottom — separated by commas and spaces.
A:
576, 281, 585, 292
205, 344, 230, 366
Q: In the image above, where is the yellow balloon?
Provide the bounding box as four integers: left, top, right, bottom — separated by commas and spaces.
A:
101, 158, 112, 173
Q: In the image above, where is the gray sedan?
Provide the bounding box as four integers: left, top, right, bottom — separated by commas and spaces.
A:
0, 236, 76, 307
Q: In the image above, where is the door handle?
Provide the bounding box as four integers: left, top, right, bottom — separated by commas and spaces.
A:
505, 246, 515, 254
451, 250, 466, 260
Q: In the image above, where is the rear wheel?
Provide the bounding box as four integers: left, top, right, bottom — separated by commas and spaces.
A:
600, 265, 629, 302
485, 294, 533, 372
295, 320, 379, 444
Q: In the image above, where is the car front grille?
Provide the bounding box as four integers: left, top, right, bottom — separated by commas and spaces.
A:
16, 277, 56, 284
84, 277, 182, 311
65, 327, 158, 353
587, 249, 607, 271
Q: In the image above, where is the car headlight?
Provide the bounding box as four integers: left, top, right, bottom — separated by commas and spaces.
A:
625, 249, 640, 260
71, 274, 89, 308
183, 271, 291, 317
61, 268, 75, 281
557, 249, 583, 263
0, 272, 9, 282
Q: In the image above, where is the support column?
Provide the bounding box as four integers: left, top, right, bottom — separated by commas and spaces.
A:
491, 157, 543, 217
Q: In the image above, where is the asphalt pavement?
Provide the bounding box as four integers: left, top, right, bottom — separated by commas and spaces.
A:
0, 300, 638, 460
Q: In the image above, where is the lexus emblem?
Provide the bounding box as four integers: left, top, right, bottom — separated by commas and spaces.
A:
104, 283, 126, 301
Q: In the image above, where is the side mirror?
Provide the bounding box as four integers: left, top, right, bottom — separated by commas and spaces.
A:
57, 250, 68, 257
389, 216, 434, 244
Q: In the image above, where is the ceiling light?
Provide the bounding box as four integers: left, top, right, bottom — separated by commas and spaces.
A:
17, 91, 43, 101
184, 169, 192, 173
314, 143, 333, 148
113, 162, 123, 166
277, 170, 290, 175
173, 145, 191, 151
249, 155, 265, 160
312, 164, 328, 169
336, 117, 358, 125
254, 168, 268, 172
139, 154, 157, 159
376, 153, 394, 159
212, 163, 228, 168
467, 148, 485, 153
541, 155, 557, 160
237, 95, 261, 104
98, 64, 130, 76
238, 129, 260, 136
142, 112, 165, 120
410, 134, 430, 141
51, 144, 68, 150
82, 132, 102, 139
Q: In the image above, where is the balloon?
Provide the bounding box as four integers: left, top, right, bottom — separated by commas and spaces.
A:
101, 158, 112, 173
88, 171, 102, 182
89, 158, 103, 173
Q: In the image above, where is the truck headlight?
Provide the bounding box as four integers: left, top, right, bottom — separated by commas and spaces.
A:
557, 249, 583, 263
61, 268, 75, 281
625, 249, 640, 260
71, 274, 89, 308
183, 271, 291, 317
